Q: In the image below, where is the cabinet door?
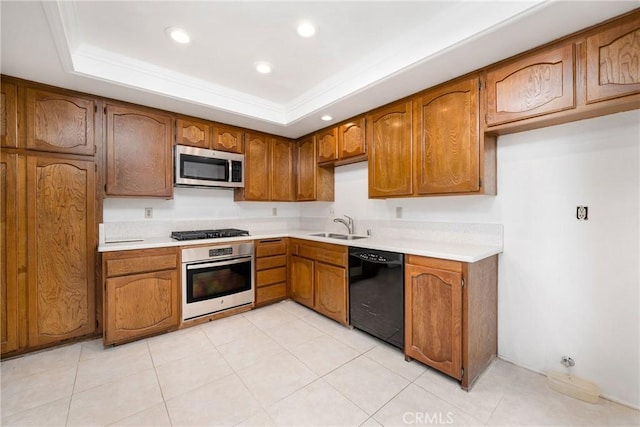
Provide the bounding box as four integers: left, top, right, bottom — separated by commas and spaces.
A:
414, 77, 480, 195
314, 262, 347, 324
25, 89, 96, 156
26, 155, 96, 346
486, 44, 575, 126
295, 136, 317, 201
176, 118, 210, 149
405, 263, 462, 380
270, 137, 295, 201
1, 152, 19, 353
586, 16, 640, 103
244, 132, 271, 201
1, 82, 17, 148
290, 255, 314, 308
105, 104, 173, 197
317, 127, 338, 164
338, 118, 366, 161
212, 124, 244, 153
105, 270, 179, 345
367, 101, 413, 198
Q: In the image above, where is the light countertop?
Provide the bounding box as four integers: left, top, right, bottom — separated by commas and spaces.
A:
99, 229, 502, 263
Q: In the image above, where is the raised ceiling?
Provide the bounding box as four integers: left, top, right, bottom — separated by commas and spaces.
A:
1, 1, 637, 138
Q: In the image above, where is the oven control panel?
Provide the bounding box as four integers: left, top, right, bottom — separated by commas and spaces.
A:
209, 247, 233, 257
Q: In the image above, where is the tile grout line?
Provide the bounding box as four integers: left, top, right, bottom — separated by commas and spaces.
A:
64, 343, 83, 427
146, 338, 175, 427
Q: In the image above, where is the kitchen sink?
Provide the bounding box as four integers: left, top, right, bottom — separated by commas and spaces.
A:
308, 232, 368, 240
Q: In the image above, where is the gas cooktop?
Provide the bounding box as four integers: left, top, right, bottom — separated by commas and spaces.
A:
170, 228, 250, 241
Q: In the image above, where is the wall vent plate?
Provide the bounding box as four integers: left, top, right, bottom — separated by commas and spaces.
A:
576, 206, 588, 220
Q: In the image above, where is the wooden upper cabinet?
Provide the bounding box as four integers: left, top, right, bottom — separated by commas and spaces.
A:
270, 137, 295, 201
26, 155, 96, 347
316, 127, 338, 164
295, 136, 333, 201
1, 82, 17, 148
486, 44, 575, 126
405, 261, 462, 380
243, 132, 271, 201
25, 88, 96, 155
176, 117, 210, 149
414, 77, 480, 195
367, 101, 413, 198
586, 14, 640, 103
236, 134, 295, 202
105, 104, 173, 198
295, 136, 317, 201
315, 118, 366, 165
1, 152, 19, 354
338, 117, 366, 161
212, 124, 244, 153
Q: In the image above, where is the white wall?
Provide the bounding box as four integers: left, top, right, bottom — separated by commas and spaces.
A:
103, 110, 639, 407
103, 186, 301, 222
301, 110, 640, 407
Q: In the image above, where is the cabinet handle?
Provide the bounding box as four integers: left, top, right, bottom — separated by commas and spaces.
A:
259, 239, 282, 244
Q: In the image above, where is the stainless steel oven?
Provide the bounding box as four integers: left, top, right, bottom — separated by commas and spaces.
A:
181, 242, 254, 320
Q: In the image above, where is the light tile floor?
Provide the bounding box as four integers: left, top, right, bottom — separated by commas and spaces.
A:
1, 300, 638, 426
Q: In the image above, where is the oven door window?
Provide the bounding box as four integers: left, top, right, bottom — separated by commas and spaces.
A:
180, 154, 229, 182
186, 258, 251, 303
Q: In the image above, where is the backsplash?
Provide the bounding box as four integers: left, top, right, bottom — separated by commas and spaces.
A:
101, 217, 302, 243
300, 217, 503, 246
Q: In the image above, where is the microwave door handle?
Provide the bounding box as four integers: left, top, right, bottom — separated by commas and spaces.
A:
186, 257, 252, 270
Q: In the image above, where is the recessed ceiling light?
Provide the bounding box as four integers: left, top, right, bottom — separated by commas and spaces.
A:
297, 21, 316, 38
255, 62, 272, 74
165, 27, 190, 44
321, 115, 333, 121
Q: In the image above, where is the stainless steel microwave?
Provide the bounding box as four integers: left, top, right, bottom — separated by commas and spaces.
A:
174, 145, 244, 188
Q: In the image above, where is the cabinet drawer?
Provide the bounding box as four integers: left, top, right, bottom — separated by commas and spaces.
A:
104, 248, 179, 277
257, 267, 287, 287
315, 248, 347, 267
256, 283, 287, 304
290, 239, 347, 267
256, 255, 287, 271
256, 239, 287, 257
406, 255, 462, 273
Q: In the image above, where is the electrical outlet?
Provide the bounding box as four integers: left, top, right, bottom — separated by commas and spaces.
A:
576, 206, 588, 221
329, 207, 335, 215
144, 207, 153, 219
272, 207, 277, 216
396, 206, 403, 219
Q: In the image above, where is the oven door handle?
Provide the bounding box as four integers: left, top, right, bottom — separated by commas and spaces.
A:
186, 256, 252, 270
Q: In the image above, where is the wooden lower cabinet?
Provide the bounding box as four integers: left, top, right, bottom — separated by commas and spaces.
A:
2, 152, 98, 355
289, 239, 348, 325
27, 155, 97, 347
290, 255, 314, 308
103, 247, 180, 345
1, 152, 19, 353
255, 238, 288, 307
405, 255, 498, 390
314, 262, 347, 324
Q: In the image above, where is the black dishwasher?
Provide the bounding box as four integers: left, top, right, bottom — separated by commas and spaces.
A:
349, 247, 404, 349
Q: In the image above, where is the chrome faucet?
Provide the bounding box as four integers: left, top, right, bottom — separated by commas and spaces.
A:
333, 215, 354, 235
